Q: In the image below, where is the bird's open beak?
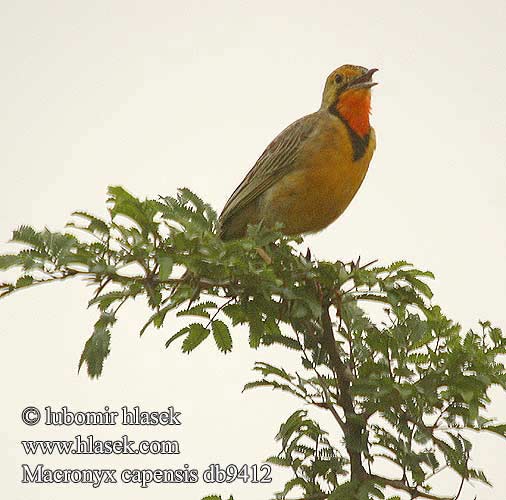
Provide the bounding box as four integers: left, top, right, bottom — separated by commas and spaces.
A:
347, 68, 379, 90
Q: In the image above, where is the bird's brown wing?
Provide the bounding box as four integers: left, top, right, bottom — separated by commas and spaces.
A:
219, 113, 319, 231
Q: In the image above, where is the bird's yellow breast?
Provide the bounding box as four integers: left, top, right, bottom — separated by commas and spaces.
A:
260, 123, 375, 235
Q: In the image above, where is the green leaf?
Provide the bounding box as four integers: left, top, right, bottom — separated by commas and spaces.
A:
266, 455, 292, 467
78, 312, 115, 378
15, 275, 34, 288
262, 332, 301, 350
177, 301, 217, 319
140, 303, 175, 336
165, 327, 190, 348
0, 254, 20, 270
490, 327, 503, 345
108, 186, 154, 233
88, 291, 127, 311
212, 320, 232, 353
181, 323, 210, 353
277, 477, 307, 498
71, 211, 110, 235
248, 314, 264, 348
253, 362, 293, 381
157, 254, 173, 282
243, 380, 275, 392
408, 276, 433, 299
223, 303, 247, 325
11, 225, 45, 251
483, 424, 506, 438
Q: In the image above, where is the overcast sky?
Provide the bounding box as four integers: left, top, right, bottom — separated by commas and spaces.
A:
1, 1, 505, 499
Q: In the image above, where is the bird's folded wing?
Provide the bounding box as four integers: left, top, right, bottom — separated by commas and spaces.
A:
219, 113, 318, 225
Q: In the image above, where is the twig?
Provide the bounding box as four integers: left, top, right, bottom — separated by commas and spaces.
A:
205, 297, 235, 329
369, 474, 453, 500
359, 259, 379, 269
453, 475, 465, 500
91, 276, 112, 302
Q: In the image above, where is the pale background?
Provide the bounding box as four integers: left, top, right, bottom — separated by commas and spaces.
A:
1, 1, 505, 499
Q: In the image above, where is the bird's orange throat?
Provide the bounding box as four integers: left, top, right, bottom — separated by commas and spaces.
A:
335, 89, 371, 137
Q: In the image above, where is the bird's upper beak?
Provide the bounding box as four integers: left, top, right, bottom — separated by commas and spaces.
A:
347, 68, 379, 90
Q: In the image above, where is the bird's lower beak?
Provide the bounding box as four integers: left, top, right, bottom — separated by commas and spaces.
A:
348, 68, 379, 90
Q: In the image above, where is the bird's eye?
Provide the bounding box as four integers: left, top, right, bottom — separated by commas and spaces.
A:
334, 74, 343, 85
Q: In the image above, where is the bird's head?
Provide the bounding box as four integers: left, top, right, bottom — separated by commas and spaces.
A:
321, 65, 378, 137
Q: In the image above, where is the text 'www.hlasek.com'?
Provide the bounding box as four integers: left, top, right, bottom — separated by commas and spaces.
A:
20, 405, 272, 488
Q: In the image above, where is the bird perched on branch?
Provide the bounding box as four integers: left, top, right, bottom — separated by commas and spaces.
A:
218, 65, 377, 240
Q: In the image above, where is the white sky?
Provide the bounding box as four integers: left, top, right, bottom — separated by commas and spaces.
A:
1, 1, 505, 499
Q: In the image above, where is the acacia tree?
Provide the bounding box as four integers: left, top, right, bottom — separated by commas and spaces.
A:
1, 187, 505, 500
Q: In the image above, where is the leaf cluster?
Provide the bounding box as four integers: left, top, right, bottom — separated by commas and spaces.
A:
1, 187, 505, 500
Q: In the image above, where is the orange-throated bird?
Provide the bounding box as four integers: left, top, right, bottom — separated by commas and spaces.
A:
218, 65, 377, 240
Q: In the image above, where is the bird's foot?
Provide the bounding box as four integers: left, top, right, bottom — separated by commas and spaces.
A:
256, 247, 272, 265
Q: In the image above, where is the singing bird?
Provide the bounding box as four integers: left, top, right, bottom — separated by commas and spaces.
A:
218, 65, 377, 240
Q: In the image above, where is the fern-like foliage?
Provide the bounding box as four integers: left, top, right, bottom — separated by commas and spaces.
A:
1, 186, 505, 500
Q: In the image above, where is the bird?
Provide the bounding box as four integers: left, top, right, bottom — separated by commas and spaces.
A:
218, 64, 377, 241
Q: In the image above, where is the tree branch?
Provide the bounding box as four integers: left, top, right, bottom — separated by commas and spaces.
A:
320, 301, 366, 481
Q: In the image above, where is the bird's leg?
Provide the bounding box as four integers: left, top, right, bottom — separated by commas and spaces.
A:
251, 219, 273, 264
255, 247, 272, 265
